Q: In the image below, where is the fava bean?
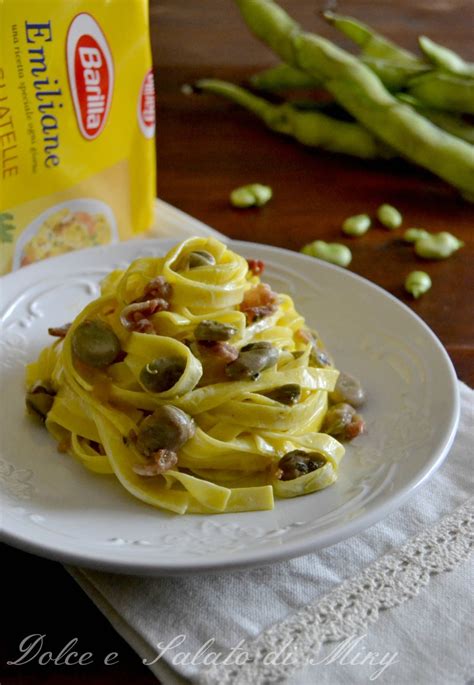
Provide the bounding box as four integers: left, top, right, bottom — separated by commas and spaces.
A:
330, 371, 365, 407
414, 232, 464, 259
310, 347, 332, 368
377, 203, 402, 229
265, 383, 301, 405
194, 320, 237, 342
278, 449, 326, 480
26, 381, 56, 422
342, 214, 371, 236
403, 228, 430, 243
299, 329, 333, 367
301, 240, 352, 268
322, 402, 365, 441
188, 250, 216, 268
323, 402, 356, 435
140, 357, 185, 393
226, 341, 279, 380
136, 405, 195, 457
72, 320, 121, 368
230, 183, 273, 208
404, 271, 432, 298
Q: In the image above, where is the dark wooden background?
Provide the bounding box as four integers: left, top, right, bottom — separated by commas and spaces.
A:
2, 1, 473, 683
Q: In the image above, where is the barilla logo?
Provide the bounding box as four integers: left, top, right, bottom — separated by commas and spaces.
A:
138, 69, 156, 139
66, 13, 114, 140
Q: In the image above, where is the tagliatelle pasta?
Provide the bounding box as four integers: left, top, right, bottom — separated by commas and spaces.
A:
25, 237, 350, 515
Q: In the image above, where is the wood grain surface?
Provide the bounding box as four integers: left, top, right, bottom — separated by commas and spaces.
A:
2, 2, 472, 684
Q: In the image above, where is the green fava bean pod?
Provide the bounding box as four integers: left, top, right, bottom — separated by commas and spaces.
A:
414, 232, 464, 259
407, 72, 474, 116
360, 56, 429, 91
322, 10, 420, 68
405, 271, 432, 298
196, 79, 393, 160
250, 63, 320, 91
322, 10, 428, 90
377, 204, 402, 229
396, 94, 474, 145
234, 0, 474, 199
230, 183, 273, 208
419, 36, 474, 79
301, 241, 352, 268
342, 214, 371, 236
251, 58, 428, 94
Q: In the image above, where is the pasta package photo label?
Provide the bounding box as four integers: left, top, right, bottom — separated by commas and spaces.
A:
0, 0, 156, 274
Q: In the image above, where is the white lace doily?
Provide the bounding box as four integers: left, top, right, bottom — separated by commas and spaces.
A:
203, 498, 474, 685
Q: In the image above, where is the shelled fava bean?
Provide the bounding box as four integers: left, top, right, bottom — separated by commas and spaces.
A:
403, 228, 431, 243
342, 214, 371, 236
377, 204, 403, 229
405, 271, 432, 298
301, 241, 352, 267
414, 232, 464, 259
230, 183, 273, 208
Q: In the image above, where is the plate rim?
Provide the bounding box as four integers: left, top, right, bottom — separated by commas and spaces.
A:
0, 235, 460, 575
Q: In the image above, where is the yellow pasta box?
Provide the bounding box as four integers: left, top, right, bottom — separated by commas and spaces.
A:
0, 0, 156, 273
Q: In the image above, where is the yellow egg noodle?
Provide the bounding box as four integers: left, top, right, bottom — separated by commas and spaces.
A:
25, 237, 346, 515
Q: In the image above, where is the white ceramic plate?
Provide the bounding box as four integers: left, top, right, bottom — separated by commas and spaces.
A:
0, 206, 459, 575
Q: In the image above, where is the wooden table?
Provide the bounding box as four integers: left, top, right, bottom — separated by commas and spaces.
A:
2, 2, 472, 683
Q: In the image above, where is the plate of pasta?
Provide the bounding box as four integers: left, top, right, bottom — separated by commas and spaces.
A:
0, 213, 459, 574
